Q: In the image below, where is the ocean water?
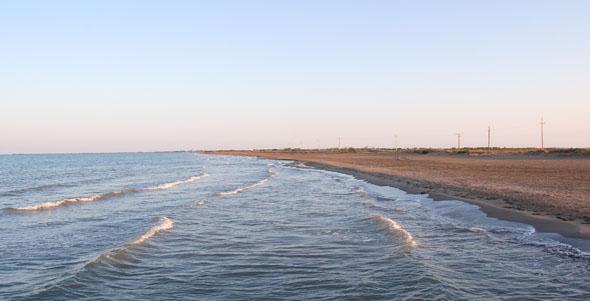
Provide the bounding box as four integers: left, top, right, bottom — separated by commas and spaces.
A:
1, 152, 589, 300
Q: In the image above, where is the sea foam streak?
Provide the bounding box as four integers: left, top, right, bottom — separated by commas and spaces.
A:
218, 178, 269, 196
13, 196, 98, 211
10, 174, 207, 211
132, 217, 174, 244
146, 173, 208, 190
371, 215, 417, 247
11, 190, 134, 211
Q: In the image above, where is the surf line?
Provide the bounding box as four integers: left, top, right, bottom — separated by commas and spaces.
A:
132, 217, 174, 244
9, 173, 208, 211
217, 177, 269, 196
370, 215, 417, 247
145, 173, 208, 190
82, 217, 175, 271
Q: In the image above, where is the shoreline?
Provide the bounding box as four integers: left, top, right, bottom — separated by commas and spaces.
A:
204, 150, 590, 240
302, 161, 590, 240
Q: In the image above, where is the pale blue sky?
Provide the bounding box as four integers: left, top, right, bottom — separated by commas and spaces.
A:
1, 1, 589, 153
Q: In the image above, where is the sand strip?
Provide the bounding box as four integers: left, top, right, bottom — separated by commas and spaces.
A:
206, 150, 590, 239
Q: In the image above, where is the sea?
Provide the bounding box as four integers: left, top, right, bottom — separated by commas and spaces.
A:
1, 152, 589, 300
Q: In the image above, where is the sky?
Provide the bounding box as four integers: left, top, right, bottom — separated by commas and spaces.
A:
1, 0, 589, 153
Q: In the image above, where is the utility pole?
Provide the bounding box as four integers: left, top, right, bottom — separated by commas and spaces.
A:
540, 117, 545, 149
455, 133, 461, 148
394, 134, 399, 160
338, 137, 341, 149
487, 126, 491, 148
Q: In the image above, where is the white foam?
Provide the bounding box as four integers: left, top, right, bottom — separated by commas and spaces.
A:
469, 227, 488, 233
355, 186, 369, 197
146, 173, 208, 190
84, 217, 175, 269
132, 217, 174, 245
13, 194, 104, 211
218, 178, 269, 196
371, 215, 417, 247
195, 200, 207, 207
11, 173, 207, 212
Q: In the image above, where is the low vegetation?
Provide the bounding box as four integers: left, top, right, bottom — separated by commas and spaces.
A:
208, 147, 590, 157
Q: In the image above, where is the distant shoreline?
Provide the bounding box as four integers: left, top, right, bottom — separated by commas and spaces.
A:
205, 148, 590, 239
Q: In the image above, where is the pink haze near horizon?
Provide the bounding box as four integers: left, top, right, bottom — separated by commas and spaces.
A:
1, 1, 588, 153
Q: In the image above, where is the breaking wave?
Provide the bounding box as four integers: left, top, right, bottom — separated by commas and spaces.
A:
83, 217, 175, 271
87, 247, 143, 270
146, 174, 208, 190
468, 227, 488, 234
218, 178, 269, 196
8, 190, 138, 211
370, 215, 417, 247
8, 174, 207, 212
132, 217, 174, 245
288, 162, 308, 168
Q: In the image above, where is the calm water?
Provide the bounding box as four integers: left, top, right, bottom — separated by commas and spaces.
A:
1, 152, 589, 300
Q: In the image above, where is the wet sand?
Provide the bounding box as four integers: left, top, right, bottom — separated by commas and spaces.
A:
206, 149, 590, 239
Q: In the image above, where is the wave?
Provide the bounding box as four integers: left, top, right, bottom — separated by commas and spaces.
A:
218, 178, 269, 196
8, 174, 207, 212
446, 219, 535, 238
195, 200, 207, 207
286, 162, 308, 168
355, 186, 369, 198
132, 217, 174, 245
370, 215, 417, 247
543, 243, 590, 261
9, 189, 138, 211
468, 227, 488, 233
29, 216, 175, 296
355, 187, 405, 214
83, 217, 175, 271
146, 174, 208, 190
517, 236, 590, 261
362, 199, 405, 214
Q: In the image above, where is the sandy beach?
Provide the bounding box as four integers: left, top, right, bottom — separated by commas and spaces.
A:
208, 149, 590, 239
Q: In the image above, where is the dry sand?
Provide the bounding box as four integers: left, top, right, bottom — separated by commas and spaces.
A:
207, 149, 590, 239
